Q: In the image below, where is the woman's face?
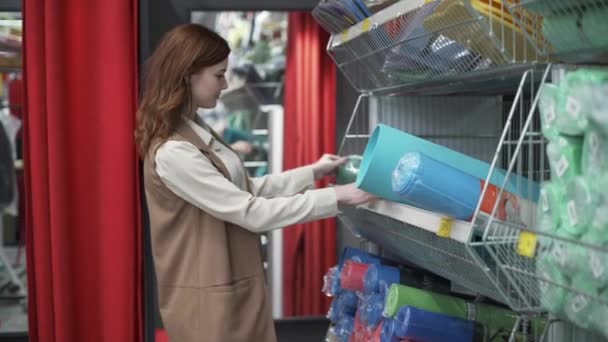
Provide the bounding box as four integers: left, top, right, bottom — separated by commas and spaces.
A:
190, 58, 228, 109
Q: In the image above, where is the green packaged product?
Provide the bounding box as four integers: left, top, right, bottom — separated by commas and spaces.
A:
578, 231, 608, 289
555, 74, 590, 136
536, 254, 568, 314
538, 182, 563, 228
591, 84, 608, 134
547, 135, 583, 186
564, 275, 597, 329
538, 83, 561, 140
336, 155, 362, 185
561, 176, 594, 235
590, 288, 608, 337
582, 126, 608, 178
549, 229, 582, 275
590, 175, 608, 234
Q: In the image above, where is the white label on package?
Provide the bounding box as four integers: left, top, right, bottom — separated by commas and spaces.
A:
556, 156, 569, 178
545, 105, 556, 124
567, 200, 578, 226
590, 132, 600, 157
572, 294, 588, 313
566, 96, 581, 118
541, 189, 549, 212
591, 252, 604, 279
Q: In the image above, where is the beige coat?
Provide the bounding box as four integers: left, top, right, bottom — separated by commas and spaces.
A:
143, 122, 276, 342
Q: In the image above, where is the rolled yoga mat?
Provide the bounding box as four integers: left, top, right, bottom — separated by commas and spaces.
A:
591, 84, 608, 134
547, 135, 583, 186
363, 264, 424, 296
383, 284, 542, 333
539, 83, 561, 140
339, 247, 382, 268
357, 124, 539, 203
561, 176, 594, 236
336, 155, 363, 185
536, 254, 568, 314
340, 261, 370, 292
361, 292, 386, 330
564, 274, 597, 329
393, 306, 484, 342
582, 125, 608, 178
538, 181, 563, 228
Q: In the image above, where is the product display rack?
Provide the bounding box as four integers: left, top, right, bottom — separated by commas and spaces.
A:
318, 0, 608, 340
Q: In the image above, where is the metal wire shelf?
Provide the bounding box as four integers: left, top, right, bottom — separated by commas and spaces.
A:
319, 0, 548, 93
513, 0, 608, 63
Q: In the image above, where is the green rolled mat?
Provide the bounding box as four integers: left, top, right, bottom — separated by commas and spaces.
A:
591, 84, 608, 134
588, 175, 608, 235
582, 8, 608, 48
336, 155, 362, 185
382, 284, 544, 334
536, 254, 568, 314
538, 83, 561, 140
582, 126, 608, 178
547, 135, 583, 186
578, 231, 608, 289
538, 182, 563, 228
555, 74, 591, 136
589, 288, 608, 337
561, 176, 594, 235
564, 275, 597, 329
549, 229, 582, 274
542, 15, 588, 54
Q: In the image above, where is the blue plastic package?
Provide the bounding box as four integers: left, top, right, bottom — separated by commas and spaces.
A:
339, 247, 381, 268
380, 318, 400, 342
364, 264, 401, 295
335, 316, 355, 342
364, 292, 386, 330
392, 152, 481, 220
336, 290, 359, 317
394, 306, 475, 342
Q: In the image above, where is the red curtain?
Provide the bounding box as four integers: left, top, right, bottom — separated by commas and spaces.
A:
23, 1, 142, 341
283, 12, 337, 316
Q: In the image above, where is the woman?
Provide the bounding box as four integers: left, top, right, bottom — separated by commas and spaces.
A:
136, 24, 372, 342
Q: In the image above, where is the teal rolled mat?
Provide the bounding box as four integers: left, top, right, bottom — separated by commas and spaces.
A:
538, 182, 563, 228
336, 155, 362, 185
561, 176, 594, 235
536, 255, 568, 314
357, 124, 539, 203
382, 284, 544, 333
547, 135, 583, 186
564, 275, 597, 329
542, 15, 588, 54
538, 83, 561, 140
582, 126, 608, 178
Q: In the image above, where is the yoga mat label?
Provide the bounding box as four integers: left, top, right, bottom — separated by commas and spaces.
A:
571, 294, 588, 313
590, 252, 604, 279
567, 201, 578, 226
541, 189, 549, 212
436, 218, 453, 238
556, 156, 569, 178
517, 231, 537, 258
544, 104, 556, 124
566, 96, 581, 119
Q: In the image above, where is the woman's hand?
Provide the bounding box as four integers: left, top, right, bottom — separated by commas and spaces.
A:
333, 183, 375, 206
312, 154, 348, 181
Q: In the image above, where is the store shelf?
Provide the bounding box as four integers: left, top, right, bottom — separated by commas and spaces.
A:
514, 0, 608, 64
321, 0, 548, 93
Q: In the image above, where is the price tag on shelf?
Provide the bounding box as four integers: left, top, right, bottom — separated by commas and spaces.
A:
362, 19, 371, 32
516, 230, 537, 258
436, 218, 453, 238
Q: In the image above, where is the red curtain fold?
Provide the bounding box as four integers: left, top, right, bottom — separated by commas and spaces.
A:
23, 1, 142, 341
283, 12, 337, 316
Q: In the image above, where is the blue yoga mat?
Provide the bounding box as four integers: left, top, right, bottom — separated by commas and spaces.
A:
394, 306, 475, 342
392, 152, 481, 220
356, 124, 539, 203
364, 264, 401, 295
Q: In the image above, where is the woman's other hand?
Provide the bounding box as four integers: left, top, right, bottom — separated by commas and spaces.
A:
333, 183, 375, 206
312, 154, 348, 180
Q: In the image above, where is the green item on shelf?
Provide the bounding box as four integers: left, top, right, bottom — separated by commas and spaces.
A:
590, 288, 608, 337
547, 135, 583, 186
536, 254, 568, 314
554, 72, 595, 136
382, 284, 544, 334
336, 155, 362, 185
582, 8, 608, 49
549, 229, 581, 274
582, 125, 608, 178
590, 175, 608, 234
561, 176, 594, 235
539, 83, 561, 140
578, 231, 608, 289
538, 182, 563, 228
591, 84, 608, 134
564, 275, 597, 329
